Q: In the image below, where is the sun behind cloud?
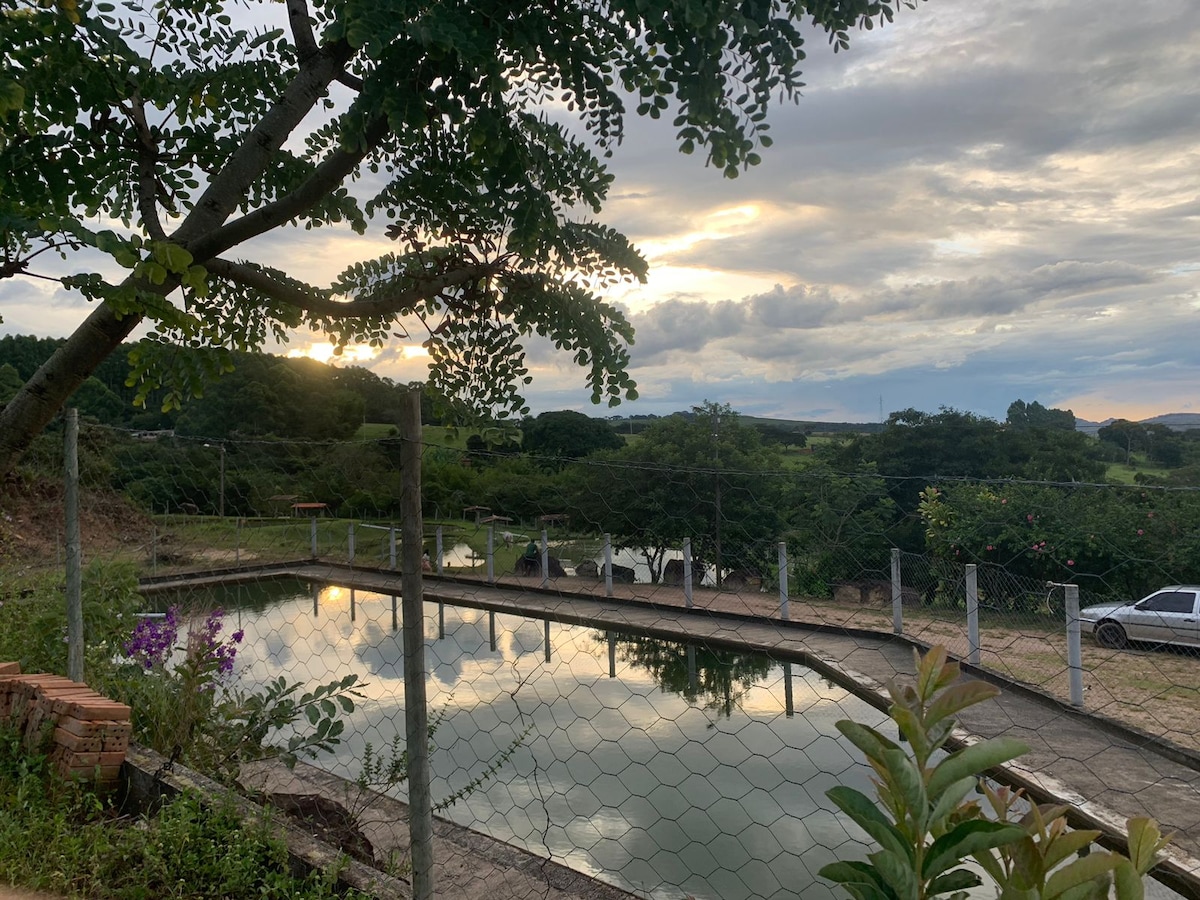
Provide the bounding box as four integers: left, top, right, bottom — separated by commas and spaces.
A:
286, 343, 382, 365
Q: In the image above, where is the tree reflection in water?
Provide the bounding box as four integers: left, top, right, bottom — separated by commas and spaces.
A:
604, 633, 773, 720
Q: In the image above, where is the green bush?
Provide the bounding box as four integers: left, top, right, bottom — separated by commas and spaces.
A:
821, 645, 1170, 900
0, 729, 366, 899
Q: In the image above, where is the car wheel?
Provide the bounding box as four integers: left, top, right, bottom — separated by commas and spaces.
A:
1096, 621, 1128, 649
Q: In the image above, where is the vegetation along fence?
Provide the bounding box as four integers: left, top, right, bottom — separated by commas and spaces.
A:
3, 409, 1200, 899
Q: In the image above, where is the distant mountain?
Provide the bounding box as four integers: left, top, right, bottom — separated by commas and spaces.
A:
1076, 412, 1200, 434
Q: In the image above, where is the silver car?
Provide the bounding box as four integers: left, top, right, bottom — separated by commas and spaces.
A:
1080, 585, 1200, 650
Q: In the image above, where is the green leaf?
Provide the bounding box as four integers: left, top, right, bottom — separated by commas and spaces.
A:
926, 867, 981, 897
928, 776, 976, 827
827, 786, 911, 860
925, 681, 1001, 728
1124, 817, 1170, 875
0, 79, 25, 116
870, 848, 919, 900
927, 738, 1029, 798
1112, 858, 1143, 900
880, 748, 926, 819
837, 720, 901, 763
924, 821, 1026, 879
1044, 851, 1119, 899
819, 861, 899, 900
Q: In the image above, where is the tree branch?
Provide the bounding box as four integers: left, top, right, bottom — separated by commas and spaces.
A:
171, 37, 354, 246
205, 256, 500, 319
285, 0, 365, 91
190, 115, 387, 261
128, 95, 169, 242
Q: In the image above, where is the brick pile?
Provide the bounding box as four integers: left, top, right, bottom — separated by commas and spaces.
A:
0, 662, 132, 785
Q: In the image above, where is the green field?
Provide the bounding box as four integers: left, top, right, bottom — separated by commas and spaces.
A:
1105, 452, 1170, 484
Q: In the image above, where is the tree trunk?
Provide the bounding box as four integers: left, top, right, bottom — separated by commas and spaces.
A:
0, 300, 142, 475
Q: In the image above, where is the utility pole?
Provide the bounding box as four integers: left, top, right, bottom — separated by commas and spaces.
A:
713, 408, 722, 589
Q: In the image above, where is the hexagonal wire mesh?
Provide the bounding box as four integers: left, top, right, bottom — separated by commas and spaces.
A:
11, 420, 1200, 898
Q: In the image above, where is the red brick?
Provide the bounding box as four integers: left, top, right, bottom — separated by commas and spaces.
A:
65, 700, 131, 721
52, 726, 102, 753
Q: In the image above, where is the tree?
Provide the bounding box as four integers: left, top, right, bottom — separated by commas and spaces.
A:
568, 402, 784, 583
1006, 399, 1076, 432
0, 363, 21, 404
520, 409, 623, 465
1098, 419, 1147, 465
0, 0, 918, 475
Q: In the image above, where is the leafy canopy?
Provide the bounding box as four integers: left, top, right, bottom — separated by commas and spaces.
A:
0, 0, 920, 469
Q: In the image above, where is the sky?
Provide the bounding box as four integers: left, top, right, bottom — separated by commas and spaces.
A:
3, 0, 1198, 425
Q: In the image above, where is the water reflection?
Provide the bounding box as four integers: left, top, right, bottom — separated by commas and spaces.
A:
166, 582, 896, 900
607, 634, 773, 719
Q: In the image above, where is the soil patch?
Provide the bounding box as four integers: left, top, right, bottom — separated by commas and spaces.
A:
0, 475, 150, 566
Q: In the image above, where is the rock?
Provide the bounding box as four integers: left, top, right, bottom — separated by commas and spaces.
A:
722, 569, 761, 591
831, 580, 921, 607
662, 558, 702, 586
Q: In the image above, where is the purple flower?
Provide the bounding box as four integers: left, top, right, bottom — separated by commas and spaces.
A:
124, 607, 180, 669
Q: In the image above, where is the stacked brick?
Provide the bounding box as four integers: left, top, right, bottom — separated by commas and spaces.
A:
0, 662, 132, 786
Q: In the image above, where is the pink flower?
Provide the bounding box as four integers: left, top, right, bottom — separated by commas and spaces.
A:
1067, 560, 1075, 566
1147, 512, 1154, 518
1001, 499, 1008, 504
986, 545, 994, 551
1137, 529, 1144, 536
1026, 514, 1034, 522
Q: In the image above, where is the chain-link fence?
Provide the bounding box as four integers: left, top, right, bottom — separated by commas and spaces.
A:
3, 417, 1199, 898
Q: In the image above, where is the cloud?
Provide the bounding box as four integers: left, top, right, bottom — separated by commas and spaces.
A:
3, 0, 1198, 428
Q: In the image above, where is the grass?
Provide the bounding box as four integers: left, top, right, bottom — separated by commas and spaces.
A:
0, 731, 366, 900
352, 422, 398, 440
1105, 452, 1170, 484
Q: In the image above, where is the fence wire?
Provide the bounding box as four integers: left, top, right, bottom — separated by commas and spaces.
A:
2, 421, 1199, 899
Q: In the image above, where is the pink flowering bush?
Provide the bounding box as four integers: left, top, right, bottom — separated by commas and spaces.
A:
918, 481, 1200, 602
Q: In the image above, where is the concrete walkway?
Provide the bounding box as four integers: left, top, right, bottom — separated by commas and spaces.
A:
143, 562, 1200, 895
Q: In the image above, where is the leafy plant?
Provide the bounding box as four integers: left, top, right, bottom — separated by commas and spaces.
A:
346, 706, 529, 820
820, 645, 1169, 900
94, 609, 364, 781
0, 726, 368, 900
227, 673, 365, 773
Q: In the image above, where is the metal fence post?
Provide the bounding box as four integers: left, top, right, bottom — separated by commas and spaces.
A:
778, 541, 789, 620
310, 517, 318, 558
151, 526, 157, 576
604, 533, 613, 598
891, 548, 903, 635
540, 528, 549, 588
398, 390, 433, 900
435, 525, 444, 575
348, 523, 355, 566
783, 662, 795, 718
683, 538, 693, 608
389, 526, 397, 570
966, 563, 980, 665
235, 518, 241, 567
1066, 584, 1084, 707
64, 408, 83, 683
350, 588, 356, 623
487, 526, 495, 584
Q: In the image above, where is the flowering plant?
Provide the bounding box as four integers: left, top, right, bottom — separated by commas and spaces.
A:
123, 606, 243, 682
110, 606, 359, 781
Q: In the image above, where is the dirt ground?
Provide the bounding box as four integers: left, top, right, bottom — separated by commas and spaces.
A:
0, 476, 151, 567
